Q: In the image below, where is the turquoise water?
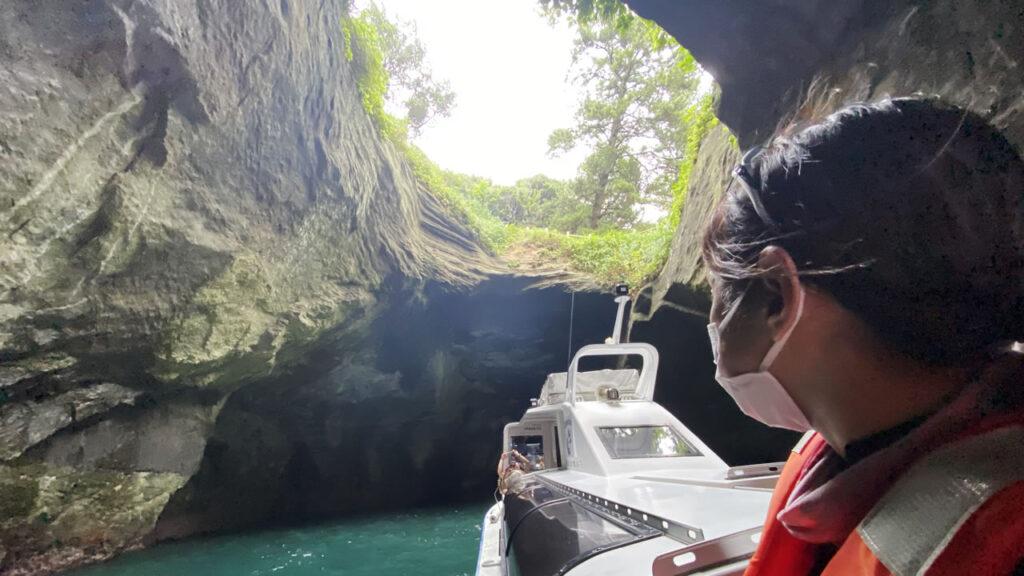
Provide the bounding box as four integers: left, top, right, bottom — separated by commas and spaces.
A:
70, 503, 491, 576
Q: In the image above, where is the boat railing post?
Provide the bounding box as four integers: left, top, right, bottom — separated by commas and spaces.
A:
611, 284, 630, 345
567, 354, 579, 405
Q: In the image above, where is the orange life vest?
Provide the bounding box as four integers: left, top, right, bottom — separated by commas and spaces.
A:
745, 424, 1024, 576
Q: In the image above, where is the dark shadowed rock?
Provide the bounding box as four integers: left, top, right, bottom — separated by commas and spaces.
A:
628, 0, 1024, 148
153, 277, 612, 538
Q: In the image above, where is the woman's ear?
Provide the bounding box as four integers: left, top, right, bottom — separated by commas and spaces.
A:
756, 246, 802, 340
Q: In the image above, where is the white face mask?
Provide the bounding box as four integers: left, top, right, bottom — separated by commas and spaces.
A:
706, 285, 812, 432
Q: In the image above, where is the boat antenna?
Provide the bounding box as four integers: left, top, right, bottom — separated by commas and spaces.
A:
567, 290, 575, 368
611, 283, 630, 344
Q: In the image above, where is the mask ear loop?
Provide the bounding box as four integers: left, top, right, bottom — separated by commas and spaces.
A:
717, 284, 749, 334
708, 284, 749, 366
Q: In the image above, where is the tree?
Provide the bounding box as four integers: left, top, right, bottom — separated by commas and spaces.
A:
481, 175, 575, 230
548, 17, 701, 230
358, 4, 455, 136
513, 175, 589, 232
441, 173, 586, 232
538, 0, 632, 27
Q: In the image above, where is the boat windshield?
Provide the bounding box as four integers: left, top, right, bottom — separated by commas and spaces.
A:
596, 425, 701, 459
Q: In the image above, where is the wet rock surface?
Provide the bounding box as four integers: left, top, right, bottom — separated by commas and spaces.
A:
154, 277, 612, 538
0, 0, 499, 571
0, 382, 140, 461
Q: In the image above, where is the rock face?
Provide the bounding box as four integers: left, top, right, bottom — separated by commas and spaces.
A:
628, 0, 1024, 463
153, 277, 612, 539
628, 0, 1024, 147
0, 0, 502, 571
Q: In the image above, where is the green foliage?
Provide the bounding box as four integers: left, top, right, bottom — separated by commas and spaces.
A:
396, 157, 675, 286
669, 90, 719, 225
387, 150, 684, 286
495, 222, 675, 288
549, 17, 702, 230
342, 20, 354, 62
398, 142, 514, 254
514, 5, 723, 286
540, 0, 676, 48
565, 220, 674, 286
465, 174, 590, 233
349, 3, 455, 138
341, 13, 399, 137
338, 0, 718, 288
539, 0, 633, 28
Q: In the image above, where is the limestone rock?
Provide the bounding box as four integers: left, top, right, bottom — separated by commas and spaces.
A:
0, 463, 185, 576
0, 0, 493, 399
0, 0, 496, 571
628, 0, 1024, 148
153, 278, 612, 538
0, 383, 139, 461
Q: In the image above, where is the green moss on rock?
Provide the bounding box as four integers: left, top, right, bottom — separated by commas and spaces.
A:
0, 471, 38, 519
0, 463, 185, 567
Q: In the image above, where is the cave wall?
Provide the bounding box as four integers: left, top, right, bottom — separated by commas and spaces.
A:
0, 0, 500, 572
153, 277, 611, 539
627, 0, 1024, 148
628, 0, 1024, 464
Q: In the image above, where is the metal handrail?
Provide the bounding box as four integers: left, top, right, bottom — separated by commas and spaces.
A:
566, 343, 659, 405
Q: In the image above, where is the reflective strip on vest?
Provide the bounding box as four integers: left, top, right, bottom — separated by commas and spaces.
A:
857, 425, 1024, 576
792, 430, 815, 454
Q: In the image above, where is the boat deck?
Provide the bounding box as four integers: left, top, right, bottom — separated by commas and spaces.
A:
538, 468, 773, 541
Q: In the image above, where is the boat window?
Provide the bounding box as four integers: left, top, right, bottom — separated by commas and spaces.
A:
509, 435, 548, 471
553, 426, 562, 468
595, 426, 701, 458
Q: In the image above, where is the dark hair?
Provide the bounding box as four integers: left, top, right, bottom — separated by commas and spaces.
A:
702, 98, 1024, 366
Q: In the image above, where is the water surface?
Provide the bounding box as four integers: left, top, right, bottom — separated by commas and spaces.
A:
70, 503, 491, 576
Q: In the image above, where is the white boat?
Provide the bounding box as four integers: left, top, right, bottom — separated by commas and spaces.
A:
476, 286, 783, 576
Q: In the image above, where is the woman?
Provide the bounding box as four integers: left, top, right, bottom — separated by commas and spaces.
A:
497, 449, 531, 495
702, 98, 1024, 575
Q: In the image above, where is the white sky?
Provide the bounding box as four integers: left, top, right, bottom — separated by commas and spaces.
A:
370, 0, 588, 185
